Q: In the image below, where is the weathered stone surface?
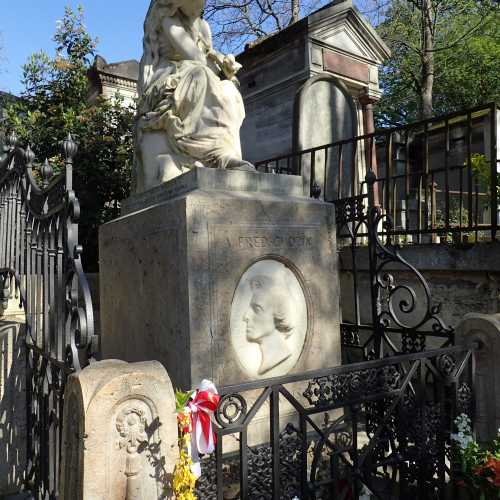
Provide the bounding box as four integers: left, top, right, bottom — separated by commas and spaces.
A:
294, 74, 358, 198
122, 166, 304, 215
60, 360, 178, 500
340, 243, 500, 332
457, 314, 500, 444
100, 168, 341, 390
0, 321, 26, 496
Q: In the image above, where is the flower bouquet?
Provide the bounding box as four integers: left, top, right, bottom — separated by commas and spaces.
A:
172, 381, 220, 500
452, 414, 500, 500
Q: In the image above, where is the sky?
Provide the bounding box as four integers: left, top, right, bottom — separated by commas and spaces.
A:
0, 0, 374, 96
0, 1, 152, 95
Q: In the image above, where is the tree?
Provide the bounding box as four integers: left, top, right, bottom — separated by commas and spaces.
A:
373, 0, 499, 125
2, 6, 135, 271
204, 0, 329, 52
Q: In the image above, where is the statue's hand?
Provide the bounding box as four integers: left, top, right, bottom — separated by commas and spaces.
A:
222, 54, 242, 80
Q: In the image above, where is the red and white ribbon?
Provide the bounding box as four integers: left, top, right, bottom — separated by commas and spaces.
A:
183, 379, 220, 477
188, 379, 220, 454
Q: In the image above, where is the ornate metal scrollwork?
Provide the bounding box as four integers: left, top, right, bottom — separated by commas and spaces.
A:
341, 324, 361, 347
335, 194, 367, 227
456, 382, 473, 416
303, 364, 401, 408
195, 422, 302, 499
371, 207, 453, 339
215, 393, 247, 427
437, 353, 457, 376
335, 172, 455, 361
0, 132, 97, 498
402, 332, 426, 353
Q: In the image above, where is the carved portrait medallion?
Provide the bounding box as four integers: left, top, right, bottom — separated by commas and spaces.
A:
230, 259, 308, 379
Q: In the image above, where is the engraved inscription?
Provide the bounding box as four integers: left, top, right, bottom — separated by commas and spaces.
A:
238, 234, 313, 249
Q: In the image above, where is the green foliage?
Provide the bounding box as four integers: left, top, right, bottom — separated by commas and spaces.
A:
375, 0, 500, 126
175, 389, 194, 414
1, 6, 134, 271
470, 153, 500, 199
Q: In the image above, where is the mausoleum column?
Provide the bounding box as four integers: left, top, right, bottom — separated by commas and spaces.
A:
359, 91, 380, 204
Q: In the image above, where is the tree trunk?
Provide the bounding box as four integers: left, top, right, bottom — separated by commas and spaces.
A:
291, 0, 300, 23
420, 0, 434, 119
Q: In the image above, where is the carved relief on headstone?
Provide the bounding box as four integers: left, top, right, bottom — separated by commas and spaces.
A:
113, 401, 157, 500
60, 360, 178, 500
230, 259, 308, 378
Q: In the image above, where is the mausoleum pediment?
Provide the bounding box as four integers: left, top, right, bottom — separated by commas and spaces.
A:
308, 5, 390, 64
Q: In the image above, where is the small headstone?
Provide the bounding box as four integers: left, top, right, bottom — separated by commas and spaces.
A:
59, 360, 178, 500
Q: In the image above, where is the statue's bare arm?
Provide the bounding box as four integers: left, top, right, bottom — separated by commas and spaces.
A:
199, 20, 242, 80
162, 16, 205, 62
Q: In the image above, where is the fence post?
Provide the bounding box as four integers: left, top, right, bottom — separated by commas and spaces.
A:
490, 103, 498, 240
366, 170, 383, 358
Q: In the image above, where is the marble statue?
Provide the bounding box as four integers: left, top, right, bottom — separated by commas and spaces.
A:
135, 0, 254, 192
243, 275, 296, 375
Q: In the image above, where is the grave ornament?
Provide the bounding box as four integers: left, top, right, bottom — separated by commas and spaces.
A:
136, 0, 254, 192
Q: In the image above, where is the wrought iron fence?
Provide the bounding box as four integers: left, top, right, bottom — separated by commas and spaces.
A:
256, 102, 499, 244
197, 345, 474, 500
0, 132, 96, 498
335, 171, 455, 364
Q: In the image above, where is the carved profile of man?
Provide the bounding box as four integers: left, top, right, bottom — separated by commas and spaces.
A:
243, 275, 296, 375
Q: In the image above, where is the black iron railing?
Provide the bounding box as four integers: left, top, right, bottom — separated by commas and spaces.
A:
335, 171, 455, 364
0, 132, 96, 498
197, 346, 475, 500
257, 102, 499, 243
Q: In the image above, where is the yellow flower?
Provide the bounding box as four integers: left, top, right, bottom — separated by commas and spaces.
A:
173, 430, 197, 499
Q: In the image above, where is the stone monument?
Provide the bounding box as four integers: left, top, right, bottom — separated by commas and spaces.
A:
100, 0, 341, 394
60, 360, 178, 500
100, 167, 340, 390
135, 0, 254, 193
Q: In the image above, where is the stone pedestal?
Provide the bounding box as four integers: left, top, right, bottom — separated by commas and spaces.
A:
60, 360, 178, 500
99, 168, 341, 390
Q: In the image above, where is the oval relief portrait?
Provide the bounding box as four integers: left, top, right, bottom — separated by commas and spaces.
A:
230, 259, 308, 379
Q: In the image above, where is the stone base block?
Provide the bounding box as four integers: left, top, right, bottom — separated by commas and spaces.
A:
60, 360, 178, 500
100, 168, 341, 390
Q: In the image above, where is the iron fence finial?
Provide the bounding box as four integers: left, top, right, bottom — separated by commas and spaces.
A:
41, 159, 54, 185
63, 133, 78, 162
6, 130, 18, 149
24, 145, 35, 166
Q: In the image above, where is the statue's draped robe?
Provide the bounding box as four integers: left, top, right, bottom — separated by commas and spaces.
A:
138, 19, 245, 169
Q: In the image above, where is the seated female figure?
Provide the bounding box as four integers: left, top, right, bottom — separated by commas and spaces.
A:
136, 0, 254, 192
